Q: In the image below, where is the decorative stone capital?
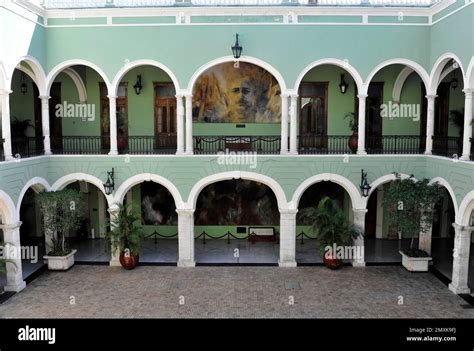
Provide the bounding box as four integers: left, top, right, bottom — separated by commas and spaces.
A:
425, 94, 437, 100
0, 89, 12, 96
462, 88, 474, 95
452, 223, 474, 234
176, 208, 195, 215
38, 95, 51, 100
0, 221, 22, 230
357, 94, 368, 99
107, 95, 118, 100
107, 204, 120, 215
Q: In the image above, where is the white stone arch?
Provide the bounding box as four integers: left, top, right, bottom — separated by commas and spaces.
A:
0, 190, 19, 224
51, 173, 111, 206
9, 55, 47, 96
187, 55, 287, 92
46, 59, 111, 95
187, 171, 288, 211
428, 53, 466, 94
63, 68, 88, 103
0, 63, 7, 91
458, 190, 474, 226
293, 58, 364, 93
392, 67, 415, 103
364, 58, 430, 95
290, 173, 362, 210
114, 173, 184, 209
112, 59, 180, 96
365, 173, 413, 202
428, 177, 458, 220
467, 57, 474, 90
16, 177, 51, 212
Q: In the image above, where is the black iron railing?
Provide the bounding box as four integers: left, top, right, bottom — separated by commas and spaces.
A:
366, 135, 424, 154
193, 135, 280, 154
299, 135, 351, 154
11, 137, 43, 158
126, 135, 176, 155
432, 136, 462, 158
51, 136, 108, 155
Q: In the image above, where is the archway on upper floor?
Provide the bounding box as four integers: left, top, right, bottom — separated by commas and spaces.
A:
363, 60, 430, 155
193, 179, 280, 264
188, 57, 284, 155
293, 59, 364, 155
294, 181, 354, 264
111, 61, 181, 155
428, 54, 467, 158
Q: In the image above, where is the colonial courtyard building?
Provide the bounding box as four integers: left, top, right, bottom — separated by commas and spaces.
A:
0, 0, 473, 298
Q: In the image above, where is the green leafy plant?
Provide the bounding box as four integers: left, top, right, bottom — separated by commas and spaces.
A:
383, 174, 443, 257
344, 112, 358, 133
449, 109, 464, 137
37, 189, 84, 256
106, 205, 144, 257
299, 197, 361, 255
11, 117, 33, 138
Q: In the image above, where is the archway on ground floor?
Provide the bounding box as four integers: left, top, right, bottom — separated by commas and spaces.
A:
194, 179, 280, 264
295, 181, 353, 264
0, 191, 19, 290
455, 194, 474, 294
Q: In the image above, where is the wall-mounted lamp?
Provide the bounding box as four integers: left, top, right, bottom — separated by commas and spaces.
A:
231, 33, 243, 60
339, 74, 349, 94
20, 72, 28, 95
360, 169, 371, 197
103, 168, 115, 195
451, 71, 458, 90
133, 75, 143, 95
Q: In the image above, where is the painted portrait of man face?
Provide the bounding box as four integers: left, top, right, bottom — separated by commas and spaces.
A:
227, 76, 258, 122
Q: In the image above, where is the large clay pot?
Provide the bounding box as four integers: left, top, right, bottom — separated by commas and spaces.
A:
348, 131, 358, 154
323, 253, 342, 270
119, 251, 139, 270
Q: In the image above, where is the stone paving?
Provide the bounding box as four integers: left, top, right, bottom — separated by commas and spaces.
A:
1, 265, 473, 318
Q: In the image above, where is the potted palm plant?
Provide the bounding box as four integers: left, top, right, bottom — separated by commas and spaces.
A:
383, 174, 443, 271
345, 112, 358, 153
37, 189, 84, 270
299, 197, 362, 269
107, 205, 144, 270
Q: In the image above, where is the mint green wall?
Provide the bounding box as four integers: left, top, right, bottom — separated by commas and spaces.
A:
10, 70, 37, 138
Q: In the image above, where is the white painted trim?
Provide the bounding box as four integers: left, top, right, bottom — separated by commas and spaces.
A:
364, 58, 430, 94
16, 177, 51, 212
366, 172, 412, 200
428, 52, 466, 94
113, 173, 184, 208
186, 55, 287, 92
111, 59, 181, 95
50, 173, 112, 206
63, 67, 88, 102
0, 190, 19, 224
14, 65, 38, 88
429, 176, 458, 220
8, 56, 47, 96
46, 59, 112, 94
458, 190, 474, 226
392, 66, 414, 103
290, 173, 363, 210
187, 171, 288, 210
0, 63, 6, 91
466, 57, 474, 90
293, 58, 364, 93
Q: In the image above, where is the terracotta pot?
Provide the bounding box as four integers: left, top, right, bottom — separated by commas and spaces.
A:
323, 253, 342, 270
348, 131, 358, 154
119, 251, 139, 270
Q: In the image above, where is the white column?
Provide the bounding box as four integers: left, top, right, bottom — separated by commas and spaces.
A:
449, 223, 473, 294
108, 204, 121, 266
357, 94, 367, 155
185, 94, 193, 155
280, 93, 289, 154
461, 89, 473, 160
424, 94, 437, 155
1, 222, 26, 292
39, 95, 52, 155
352, 208, 367, 267
177, 209, 195, 267
176, 94, 185, 154
279, 209, 297, 267
0, 89, 13, 160
108, 95, 118, 155
289, 94, 298, 154
375, 188, 384, 239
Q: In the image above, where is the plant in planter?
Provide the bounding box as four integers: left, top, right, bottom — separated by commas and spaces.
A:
106, 205, 144, 270
344, 112, 358, 153
383, 174, 443, 271
299, 197, 362, 269
37, 189, 84, 270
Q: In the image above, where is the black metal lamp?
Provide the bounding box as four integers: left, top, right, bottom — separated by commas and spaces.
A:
133, 75, 143, 95
451, 71, 458, 90
339, 74, 349, 94
360, 169, 371, 197
103, 168, 115, 195
20, 72, 28, 94
231, 34, 243, 60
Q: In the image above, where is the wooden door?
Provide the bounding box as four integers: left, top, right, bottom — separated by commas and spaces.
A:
100, 82, 128, 152
298, 82, 328, 151
154, 83, 177, 150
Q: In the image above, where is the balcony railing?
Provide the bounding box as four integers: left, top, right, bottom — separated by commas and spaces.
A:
193, 135, 281, 154
299, 135, 351, 154
125, 135, 176, 155
366, 135, 424, 155
431, 136, 462, 158
51, 136, 109, 155
12, 137, 43, 159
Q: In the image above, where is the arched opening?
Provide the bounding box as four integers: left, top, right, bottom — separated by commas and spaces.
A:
62, 181, 110, 262
113, 64, 179, 154
364, 63, 429, 154
0, 194, 18, 290
192, 62, 282, 154
295, 181, 353, 264
295, 63, 361, 154
429, 59, 466, 157
194, 179, 280, 264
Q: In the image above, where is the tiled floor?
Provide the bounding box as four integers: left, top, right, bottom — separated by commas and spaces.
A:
1, 266, 473, 318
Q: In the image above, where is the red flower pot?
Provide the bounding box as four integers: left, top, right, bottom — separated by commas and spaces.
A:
119, 251, 139, 270
348, 131, 358, 154
323, 253, 342, 270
